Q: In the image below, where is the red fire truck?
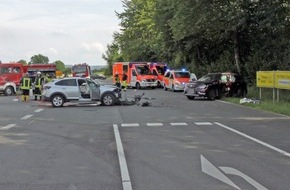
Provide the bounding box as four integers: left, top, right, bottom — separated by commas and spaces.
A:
0, 62, 56, 95
71, 63, 91, 78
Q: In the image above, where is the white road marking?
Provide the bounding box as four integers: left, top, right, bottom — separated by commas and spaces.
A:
121, 123, 140, 127
34, 109, 43, 112
214, 122, 290, 158
220, 167, 268, 190
147, 123, 163, 126
195, 122, 213, 125
13, 98, 18, 102
170, 122, 188, 126
113, 124, 132, 190
21, 115, 33, 120
1, 124, 17, 130
201, 155, 240, 189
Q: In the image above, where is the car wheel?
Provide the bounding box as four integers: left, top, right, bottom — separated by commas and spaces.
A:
172, 85, 176, 92
136, 82, 141, 89
186, 96, 195, 100
207, 89, 216, 100
4, 86, 14, 96
236, 88, 245, 97
51, 94, 64, 107
101, 93, 115, 106
164, 84, 167, 91
157, 81, 162, 88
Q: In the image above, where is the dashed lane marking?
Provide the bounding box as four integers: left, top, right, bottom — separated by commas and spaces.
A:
120, 122, 215, 127
1, 124, 17, 130
121, 123, 140, 127
170, 122, 188, 126
195, 122, 213, 125
34, 109, 43, 112
146, 123, 163, 126
21, 115, 33, 120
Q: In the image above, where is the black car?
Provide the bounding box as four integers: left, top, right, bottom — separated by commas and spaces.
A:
90, 74, 106, 80
184, 72, 247, 100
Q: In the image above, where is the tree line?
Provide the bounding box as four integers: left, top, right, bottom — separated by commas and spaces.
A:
14, 54, 69, 74
103, 0, 290, 85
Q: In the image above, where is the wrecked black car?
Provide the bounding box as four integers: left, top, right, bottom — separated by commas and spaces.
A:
184, 72, 247, 100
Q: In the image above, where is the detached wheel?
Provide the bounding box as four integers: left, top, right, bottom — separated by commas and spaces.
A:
207, 89, 216, 100
101, 93, 115, 106
51, 94, 65, 107
4, 86, 14, 96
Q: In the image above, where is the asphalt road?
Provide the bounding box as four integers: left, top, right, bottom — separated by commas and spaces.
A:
0, 87, 290, 190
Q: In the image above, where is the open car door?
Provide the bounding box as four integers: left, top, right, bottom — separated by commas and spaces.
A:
86, 79, 101, 100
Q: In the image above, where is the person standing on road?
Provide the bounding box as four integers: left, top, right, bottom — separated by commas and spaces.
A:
33, 71, 45, 100
121, 71, 128, 91
20, 73, 32, 102
115, 72, 121, 88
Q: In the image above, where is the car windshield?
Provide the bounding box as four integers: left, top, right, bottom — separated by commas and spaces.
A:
174, 72, 190, 78
72, 65, 87, 73
136, 65, 152, 75
198, 74, 220, 82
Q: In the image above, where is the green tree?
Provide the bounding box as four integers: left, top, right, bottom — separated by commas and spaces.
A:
102, 40, 124, 75
29, 54, 49, 64
17, 59, 27, 65
54, 60, 65, 72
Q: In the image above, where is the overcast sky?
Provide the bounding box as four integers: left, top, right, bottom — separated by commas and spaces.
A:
0, 0, 123, 66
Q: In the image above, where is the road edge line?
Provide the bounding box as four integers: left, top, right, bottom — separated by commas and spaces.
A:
214, 122, 290, 158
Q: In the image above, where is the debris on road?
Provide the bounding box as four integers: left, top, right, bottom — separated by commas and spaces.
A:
240, 98, 261, 104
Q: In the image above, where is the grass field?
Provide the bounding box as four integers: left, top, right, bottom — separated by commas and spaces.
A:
222, 87, 290, 116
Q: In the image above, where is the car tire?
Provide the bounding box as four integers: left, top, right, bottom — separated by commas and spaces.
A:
157, 81, 162, 88
164, 84, 167, 91
236, 88, 246, 97
4, 86, 14, 96
101, 93, 115, 106
172, 85, 176, 92
136, 82, 141, 89
51, 94, 65, 107
186, 96, 195, 100
207, 89, 216, 100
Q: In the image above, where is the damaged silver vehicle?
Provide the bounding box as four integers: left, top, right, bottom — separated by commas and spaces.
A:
42, 77, 122, 107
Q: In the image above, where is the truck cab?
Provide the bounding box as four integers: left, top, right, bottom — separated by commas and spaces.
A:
0, 63, 25, 95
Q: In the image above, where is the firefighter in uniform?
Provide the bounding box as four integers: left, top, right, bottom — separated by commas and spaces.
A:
114, 72, 121, 88
34, 71, 45, 100
121, 71, 128, 91
20, 73, 32, 102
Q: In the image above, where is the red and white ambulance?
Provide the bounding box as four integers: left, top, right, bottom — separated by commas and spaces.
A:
163, 69, 191, 92
113, 62, 157, 89
147, 62, 168, 87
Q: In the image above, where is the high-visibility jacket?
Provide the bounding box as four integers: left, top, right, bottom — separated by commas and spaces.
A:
35, 77, 44, 88
20, 77, 32, 90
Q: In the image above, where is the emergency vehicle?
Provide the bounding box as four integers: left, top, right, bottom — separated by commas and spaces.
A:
112, 62, 157, 89
0, 62, 56, 95
147, 62, 168, 87
163, 69, 191, 92
71, 63, 91, 78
